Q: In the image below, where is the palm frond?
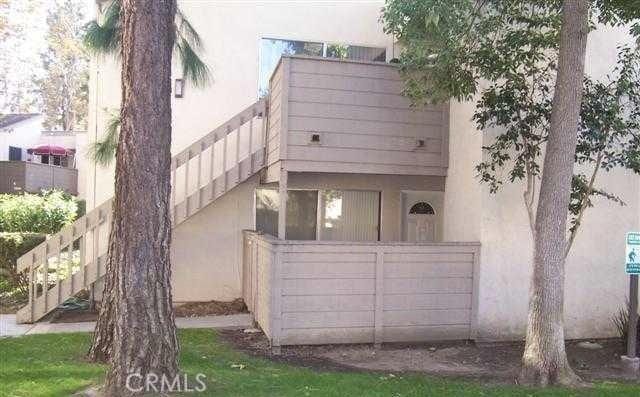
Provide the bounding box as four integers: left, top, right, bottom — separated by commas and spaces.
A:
83, 1, 210, 86
83, 0, 121, 55
176, 8, 202, 49
89, 113, 120, 166
175, 37, 210, 87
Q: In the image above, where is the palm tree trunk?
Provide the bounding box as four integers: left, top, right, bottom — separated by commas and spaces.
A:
87, 0, 179, 394
519, 0, 589, 387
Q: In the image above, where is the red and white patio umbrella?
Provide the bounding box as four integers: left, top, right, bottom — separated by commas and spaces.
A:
27, 145, 74, 156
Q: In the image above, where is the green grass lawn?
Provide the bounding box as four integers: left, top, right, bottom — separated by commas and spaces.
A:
1, 329, 638, 397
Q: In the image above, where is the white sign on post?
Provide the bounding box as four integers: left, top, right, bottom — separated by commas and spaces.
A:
627, 232, 640, 275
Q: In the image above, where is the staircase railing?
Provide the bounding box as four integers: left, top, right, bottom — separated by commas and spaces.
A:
16, 98, 268, 323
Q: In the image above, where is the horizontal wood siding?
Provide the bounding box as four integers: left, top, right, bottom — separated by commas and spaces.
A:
271, 57, 449, 176
243, 232, 480, 346
266, 61, 284, 167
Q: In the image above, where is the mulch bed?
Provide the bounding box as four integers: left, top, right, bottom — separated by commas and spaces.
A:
218, 328, 640, 384
174, 298, 247, 317
48, 298, 248, 323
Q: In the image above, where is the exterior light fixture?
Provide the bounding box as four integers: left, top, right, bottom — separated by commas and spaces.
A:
310, 133, 321, 143
174, 78, 184, 98
416, 139, 426, 148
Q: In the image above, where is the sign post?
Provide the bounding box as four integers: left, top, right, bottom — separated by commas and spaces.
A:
622, 232, 640, 375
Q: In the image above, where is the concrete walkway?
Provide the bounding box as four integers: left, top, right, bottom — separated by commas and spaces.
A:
0, 313, 253, 337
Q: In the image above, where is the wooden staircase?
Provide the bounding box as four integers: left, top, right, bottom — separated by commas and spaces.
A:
16, 99, 268, 324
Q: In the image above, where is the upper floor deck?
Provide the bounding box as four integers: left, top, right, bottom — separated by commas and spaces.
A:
264, 56, 450, 181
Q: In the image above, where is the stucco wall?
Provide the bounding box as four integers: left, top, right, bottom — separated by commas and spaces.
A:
0, 116, 44, 161
448, 26, 640, 341
83, 0, 393, 210
171, 174, 260, 303
81, 3, 639, 341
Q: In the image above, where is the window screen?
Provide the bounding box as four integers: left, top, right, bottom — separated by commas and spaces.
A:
319, 190, 380, 241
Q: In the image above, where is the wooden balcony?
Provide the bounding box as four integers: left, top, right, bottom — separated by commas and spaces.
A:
264, 55, 450, 182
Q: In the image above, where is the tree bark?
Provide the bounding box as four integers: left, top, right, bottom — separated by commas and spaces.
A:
87, 235, 117, 363
87, 0, 179, 395
519, 0, 589, 387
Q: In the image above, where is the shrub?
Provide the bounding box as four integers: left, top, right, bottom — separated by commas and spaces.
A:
0, 233, 46, 300
0, 190, 79, 234
612, 304, 640, 347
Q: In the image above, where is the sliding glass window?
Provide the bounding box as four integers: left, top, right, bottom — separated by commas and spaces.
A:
255, 189, 380, 241
319, 190, 380, 241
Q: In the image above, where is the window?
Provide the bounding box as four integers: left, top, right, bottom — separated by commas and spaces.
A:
254, 188, 380, 241
8, 146, 21, 161
258, 38, 387, 96
286, 190, 318, 240
326, 44, 386, 62
409, 202, 435, 215
319, 190, 380, 241
259, 38, 323, 97
255, 189, 278, 236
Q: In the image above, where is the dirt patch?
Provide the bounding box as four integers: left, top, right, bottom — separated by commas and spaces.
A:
219, 329, 640, 384
174, 298, 247, 317
218, 328, 360, 373
49, 299, 248, 323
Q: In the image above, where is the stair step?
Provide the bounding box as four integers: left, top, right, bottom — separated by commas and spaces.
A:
16, 100, 269, 324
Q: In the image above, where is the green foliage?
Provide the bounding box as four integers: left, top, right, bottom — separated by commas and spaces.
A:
0, 191, 79, 234
612, 303, 640, 346
594, 0, 640, 38
83, 0, 210, 87
83, 0, 120, 55
76, 199, 86, 218
175, 8, 209, 87
38, 0, 89, 131
568, 46, 640, 231
0, 232, 46, 297
382, 1, 562, 104
382, 0, 640, 244
88, 111, 120, 167
326, 44, 349, 59
83, 1, 210, 165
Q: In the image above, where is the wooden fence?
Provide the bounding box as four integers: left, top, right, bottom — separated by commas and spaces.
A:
243, 231, 480, 348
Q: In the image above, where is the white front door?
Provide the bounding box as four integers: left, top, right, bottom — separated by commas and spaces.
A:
402, 195, 438, 243
407, 213, 436, 243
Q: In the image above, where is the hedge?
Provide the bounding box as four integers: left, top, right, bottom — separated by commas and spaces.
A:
0, 190, 79, 234
0, 233, 46, 295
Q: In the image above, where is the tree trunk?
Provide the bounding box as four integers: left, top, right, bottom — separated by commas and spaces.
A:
87, 237, 117, 363
519, 0, 589, 387
88, 0, 179, 395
